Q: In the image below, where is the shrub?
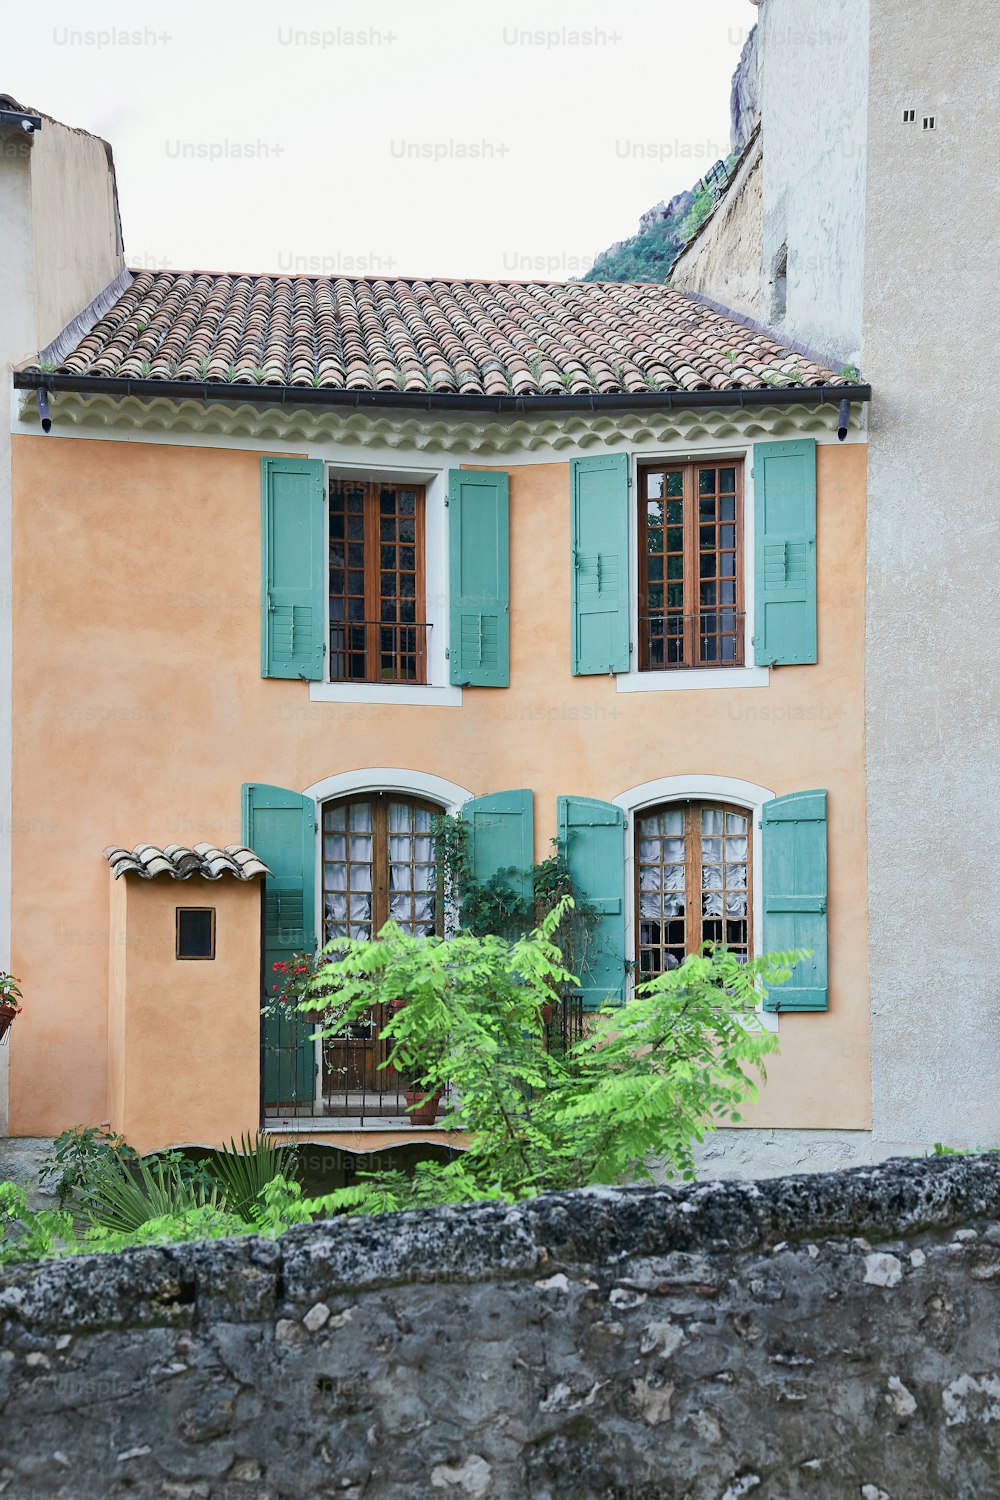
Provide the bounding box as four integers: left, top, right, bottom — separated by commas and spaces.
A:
303, 902, 800, 1217
0, 1131, 308, 1262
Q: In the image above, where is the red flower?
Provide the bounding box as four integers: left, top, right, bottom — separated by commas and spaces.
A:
272, 961, 288, 973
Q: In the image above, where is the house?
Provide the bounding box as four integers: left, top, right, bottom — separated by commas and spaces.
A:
670, 0, 999, 1166
0, 96, 873, 1173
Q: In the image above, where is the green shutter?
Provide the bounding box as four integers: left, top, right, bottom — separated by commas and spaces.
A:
261, 456, 325, 680
761, 789, 828, 1012
462, 789, 534, 905
570, 453, 630, 675
752, 439, 817, 666
448, 469, 509, 687
242, 782, 317, 1108
557, 796, 626, 1008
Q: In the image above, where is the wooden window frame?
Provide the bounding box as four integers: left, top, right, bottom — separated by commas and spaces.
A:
321, 792, 444, 944
328, 480, 428, 684
634, 800, 753, 976
637, 459, 745, 671
175, 906, 216, 961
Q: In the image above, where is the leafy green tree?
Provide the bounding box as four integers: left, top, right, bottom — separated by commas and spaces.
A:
303, 903, 798, 1216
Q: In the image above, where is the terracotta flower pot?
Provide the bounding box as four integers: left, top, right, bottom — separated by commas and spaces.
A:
403, 1088, 443, 1127
0, 1003, 18, 1045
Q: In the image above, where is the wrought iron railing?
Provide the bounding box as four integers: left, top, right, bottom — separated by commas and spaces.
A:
640, 610, 745, 670
262, 993, 586, 1125
329, 620, 430, 684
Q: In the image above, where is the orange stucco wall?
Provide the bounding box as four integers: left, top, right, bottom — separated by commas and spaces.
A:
107, 875, 261, 1154
10, 434, 870, 1143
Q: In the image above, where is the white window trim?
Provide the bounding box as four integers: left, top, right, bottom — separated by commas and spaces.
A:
303, 767, 471, 814
310, 464, 462, 707
616, 448, 769, 694
302, 768, 472, 1112
613, 774, 778, 1033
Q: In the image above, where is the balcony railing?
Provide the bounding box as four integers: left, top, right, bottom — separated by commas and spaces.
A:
329, 620, 430, 684
262, 993, 586, 1126
640, 610, 745, 670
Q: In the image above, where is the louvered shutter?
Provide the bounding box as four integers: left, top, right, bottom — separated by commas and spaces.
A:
761, 789, 828, 1012
448, 469, 510, 687
261, 457, 325, 680
242, 782, 317, 1107
570, 453, 630, 675
462, 789, 534, 905
557, 796, 626, 1008
752, 439, 817, 666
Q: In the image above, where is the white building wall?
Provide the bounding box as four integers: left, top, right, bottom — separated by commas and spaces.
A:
757, 0, 869, 364
863, 0, 1000, 1151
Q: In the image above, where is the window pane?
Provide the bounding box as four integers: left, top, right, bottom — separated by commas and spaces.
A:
350, 802, 372, 831
666, 473, 683, 498
646, 473, 664, 499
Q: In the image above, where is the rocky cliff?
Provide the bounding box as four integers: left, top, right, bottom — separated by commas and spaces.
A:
583, 23, 759, 282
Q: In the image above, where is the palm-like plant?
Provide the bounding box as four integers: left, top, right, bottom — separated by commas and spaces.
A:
81, 1153, 226, 1234
79, 1132, 296, 1233
205, 1133, 297, 1223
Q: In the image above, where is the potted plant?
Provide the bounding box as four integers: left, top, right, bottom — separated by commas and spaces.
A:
402, 1082, 443, 1126
0, 973, 22, 1044
385, 995, 445, 1125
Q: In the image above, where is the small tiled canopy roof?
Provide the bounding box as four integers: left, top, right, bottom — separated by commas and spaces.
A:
48, 270, 854, 397
103, 843, 271, 881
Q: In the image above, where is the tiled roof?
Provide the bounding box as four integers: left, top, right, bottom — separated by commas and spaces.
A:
103, 843, 271, 881
49, 271, 854, 399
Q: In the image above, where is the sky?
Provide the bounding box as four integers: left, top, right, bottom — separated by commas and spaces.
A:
7, 0, 755, 280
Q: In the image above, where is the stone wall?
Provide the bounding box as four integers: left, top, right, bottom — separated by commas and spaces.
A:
3, 1156, 1000, 1498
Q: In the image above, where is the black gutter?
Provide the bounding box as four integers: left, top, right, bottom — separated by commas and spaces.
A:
13, 369, 871, 415
0, 108, 42, 132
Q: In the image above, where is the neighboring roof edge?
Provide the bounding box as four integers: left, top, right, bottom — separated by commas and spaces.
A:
14, 369, 870, 413
677, 290, 858, 382
103, 843, 271, 881
35, 267, 134, 371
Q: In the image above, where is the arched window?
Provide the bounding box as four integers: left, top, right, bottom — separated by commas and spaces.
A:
321, 793, 441, 945
636, 801, 751, 976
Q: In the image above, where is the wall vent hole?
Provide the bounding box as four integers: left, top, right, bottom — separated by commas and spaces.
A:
923, 116, 936, 130
902, 109, 915, 122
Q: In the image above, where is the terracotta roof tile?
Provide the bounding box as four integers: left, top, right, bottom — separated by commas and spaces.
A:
50, 272, 854, 397
103, 843, 271, 881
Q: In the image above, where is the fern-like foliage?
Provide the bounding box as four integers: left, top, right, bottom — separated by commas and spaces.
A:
303, 906, 800, 1216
